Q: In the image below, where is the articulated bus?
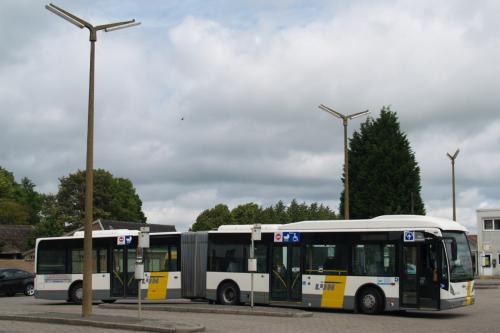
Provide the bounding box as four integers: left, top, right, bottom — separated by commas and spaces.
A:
35, 215, 474, 314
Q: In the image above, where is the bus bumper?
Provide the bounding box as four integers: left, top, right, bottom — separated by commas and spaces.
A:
441, 296, 475, 310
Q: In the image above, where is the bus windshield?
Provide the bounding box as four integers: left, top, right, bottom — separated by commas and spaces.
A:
443, 231, 474, 282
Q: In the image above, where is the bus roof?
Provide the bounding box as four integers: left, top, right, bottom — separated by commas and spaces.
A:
36, 229, 180, 242
215, 215, 468, 233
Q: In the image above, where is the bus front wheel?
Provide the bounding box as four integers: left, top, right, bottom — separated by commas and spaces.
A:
358, 287, 383, 314
69, 282, 83, 304
218, 282, 240, 305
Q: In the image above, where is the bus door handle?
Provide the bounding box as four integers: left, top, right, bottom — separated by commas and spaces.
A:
174, 276, 178, 279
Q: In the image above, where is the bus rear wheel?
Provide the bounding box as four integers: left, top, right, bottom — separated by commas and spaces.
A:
358, 287, 383, 314
218, 282, 240, 305
69, 282, 83, 304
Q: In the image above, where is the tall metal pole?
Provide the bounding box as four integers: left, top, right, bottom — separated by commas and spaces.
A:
343, 119, 349, 220
45, 3, 140, 317
318, 104, 369, 220
451, 159, 456, 221
82, 33, 96, 317
446, 149, 460, 222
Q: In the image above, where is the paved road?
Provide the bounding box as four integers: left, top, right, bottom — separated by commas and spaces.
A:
0, 288, 498, 333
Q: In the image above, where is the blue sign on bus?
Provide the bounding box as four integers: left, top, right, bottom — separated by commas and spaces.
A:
117, 235, 133, 245
283, 232, 300, 243
404, 231, 415, 242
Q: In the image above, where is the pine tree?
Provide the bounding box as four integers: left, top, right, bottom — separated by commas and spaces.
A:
339, 106, 425, 219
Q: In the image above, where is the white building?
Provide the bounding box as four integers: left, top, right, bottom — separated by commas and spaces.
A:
477, 209, 500, 276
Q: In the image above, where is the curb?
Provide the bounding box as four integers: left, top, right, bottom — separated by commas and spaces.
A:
475, 285, 498, 289
99, 304, 313, 318
0, 314, 205, 333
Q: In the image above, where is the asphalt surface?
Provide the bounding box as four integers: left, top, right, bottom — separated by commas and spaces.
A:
99, 301, 313, 317
0, 287, 498, 333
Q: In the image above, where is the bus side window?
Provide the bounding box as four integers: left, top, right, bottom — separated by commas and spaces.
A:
305, 244, 348, 275
352, 244, 395, 276
38, 248, 66, 274
168, 246, 178, 271
208, 244, 245, 273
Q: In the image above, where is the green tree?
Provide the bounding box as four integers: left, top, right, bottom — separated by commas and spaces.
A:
0, 167, 39, 225
56, 169, 146, 228
308, 203, 337, 220
27, 194, 65, 248
231, 203, 261, 225
191, 200, 337, 230
339, 106, 425, 219
273, 200, 290, 224
190, 204, 231, 231
287, 199, 310, 222
0, 200, 29, 224
257, 206, 276, 225
16, 177, 43, 224
0, 167, 19, 199
109, 178, 146, 222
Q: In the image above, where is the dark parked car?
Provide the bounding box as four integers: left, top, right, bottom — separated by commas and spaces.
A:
0, 269, 35, 296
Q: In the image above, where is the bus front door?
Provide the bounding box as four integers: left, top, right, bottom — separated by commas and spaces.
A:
111, 247, 138, 298
270, 245, 301, 302
401, 241, 439, 309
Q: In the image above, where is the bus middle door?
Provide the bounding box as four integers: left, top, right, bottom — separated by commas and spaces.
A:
270, 244, 302, 303
111, 246, 138, 298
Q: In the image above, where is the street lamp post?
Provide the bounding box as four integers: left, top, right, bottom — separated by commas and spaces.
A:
446, 149, 460, 221
318, 104, 369, 220
46, 3, 139, 317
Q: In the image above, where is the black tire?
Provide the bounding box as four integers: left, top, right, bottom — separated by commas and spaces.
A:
69, 282, 83, 304
24, 283, 35, 296
217, 282, 240, 305
358, 287, 383, 314
102, 299, 116, 304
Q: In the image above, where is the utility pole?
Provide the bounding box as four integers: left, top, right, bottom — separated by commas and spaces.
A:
46, 3, 139, 317
318, 104, 369, 220
446, 149, 460, 221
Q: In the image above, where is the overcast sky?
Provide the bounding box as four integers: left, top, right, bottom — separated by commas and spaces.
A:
1, 0, 499, 232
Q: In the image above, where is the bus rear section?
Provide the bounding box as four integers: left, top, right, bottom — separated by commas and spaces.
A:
35, 231, 181, 303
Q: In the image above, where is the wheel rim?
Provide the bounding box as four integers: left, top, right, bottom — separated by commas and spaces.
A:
75, 287, 83, 301
362, 294, 376, 310
223, 287, 236, 303
26, 285, 34, 296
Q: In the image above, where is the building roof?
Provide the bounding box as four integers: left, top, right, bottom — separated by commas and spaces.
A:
98, 219, 176, 232
476, 208, 500, 213
0, 225, 34, 254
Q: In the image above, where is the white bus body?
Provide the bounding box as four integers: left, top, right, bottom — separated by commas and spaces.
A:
35, 215, 474, 314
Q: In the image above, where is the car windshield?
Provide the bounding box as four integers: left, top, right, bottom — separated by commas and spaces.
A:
443, 231, 474, 282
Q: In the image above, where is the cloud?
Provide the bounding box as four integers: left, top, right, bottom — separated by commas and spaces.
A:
1, 1, 499, 231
